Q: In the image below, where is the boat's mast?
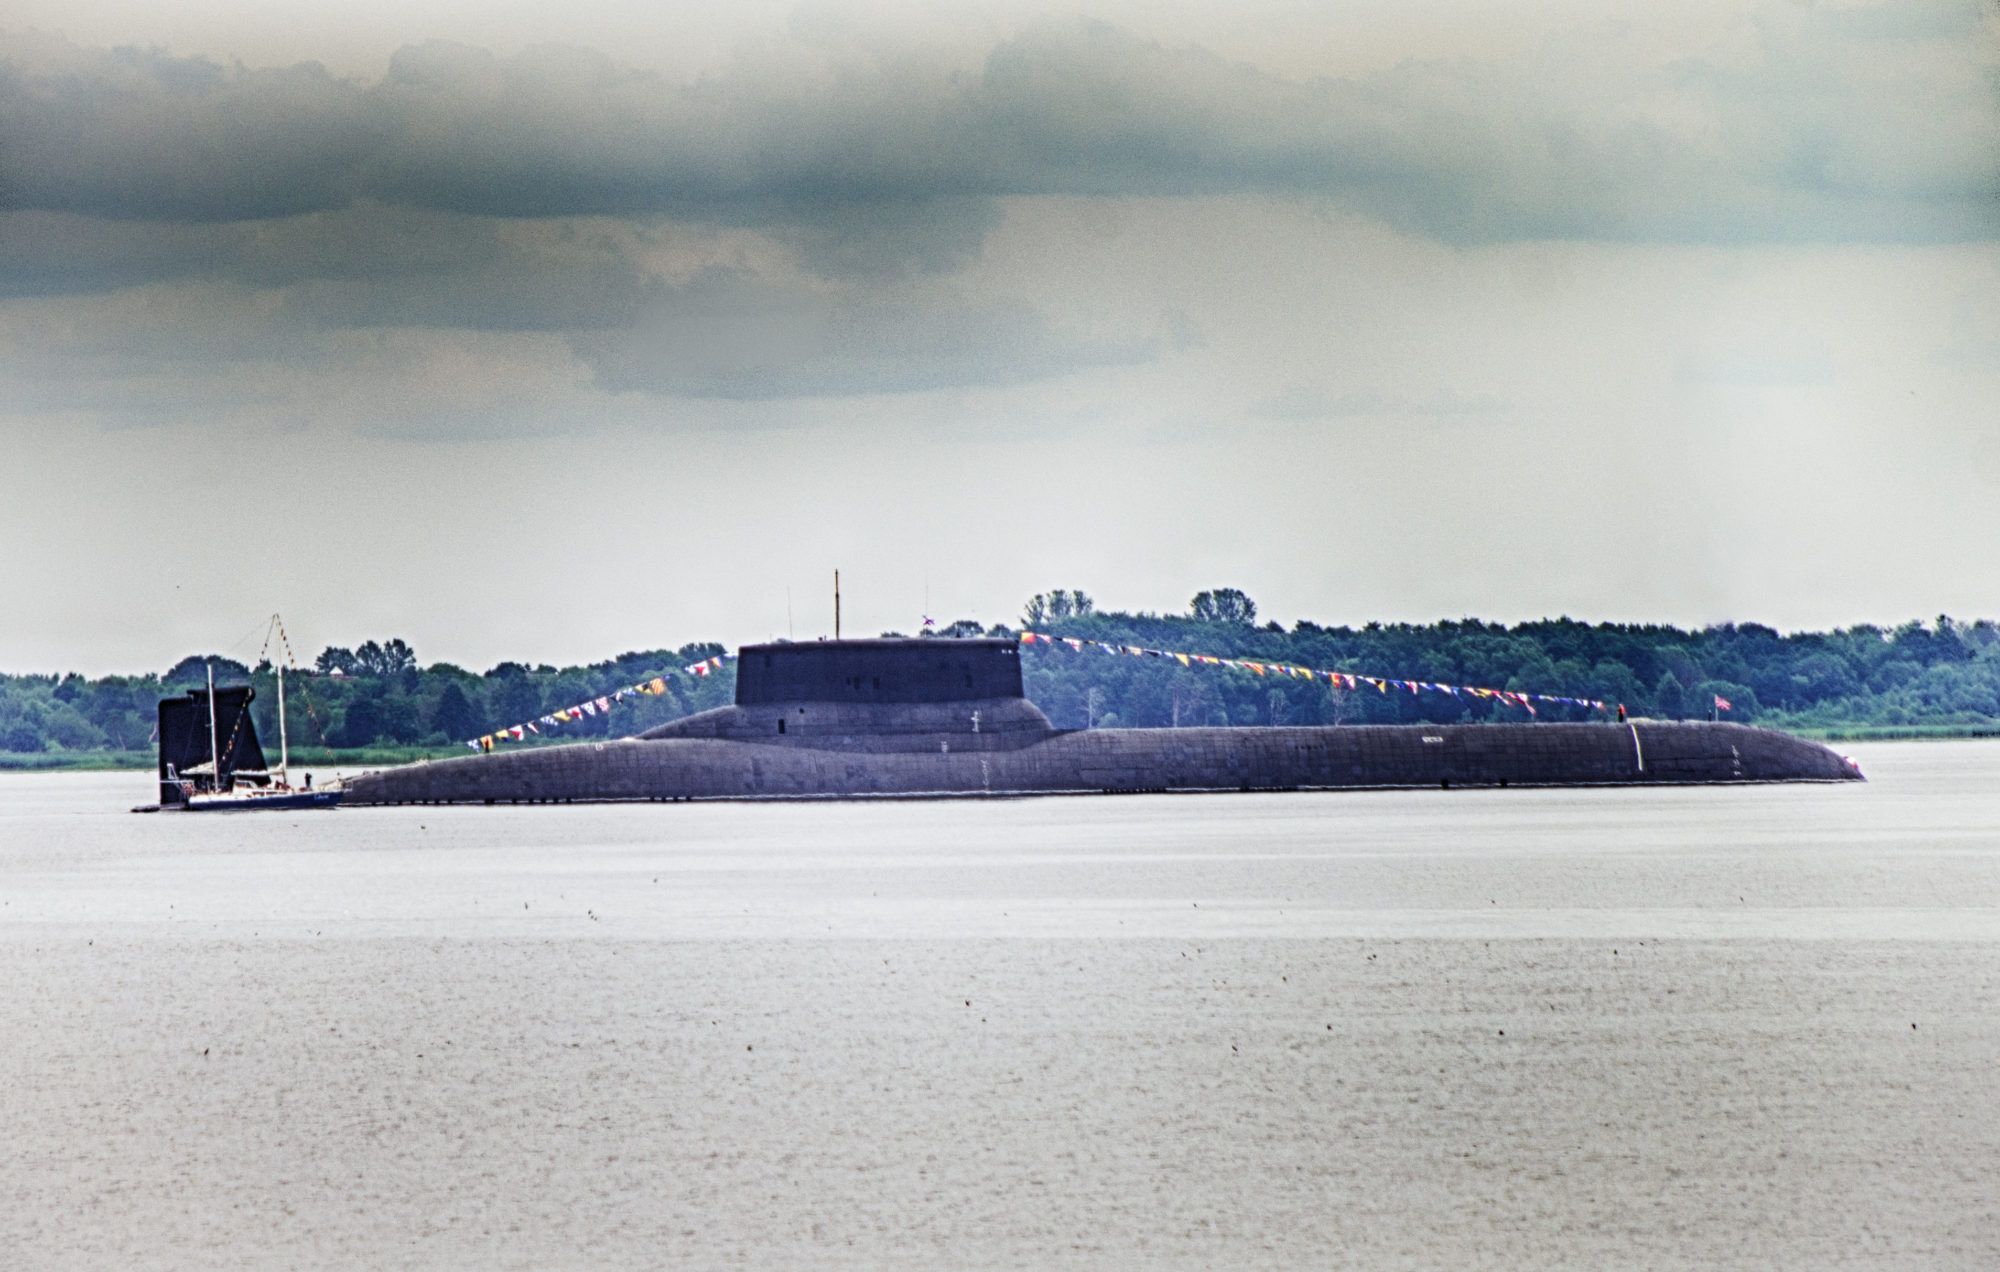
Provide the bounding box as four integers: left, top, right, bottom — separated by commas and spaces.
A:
206, 661, 220, 794
835, 569, 842, 639
277, 662, 289, 786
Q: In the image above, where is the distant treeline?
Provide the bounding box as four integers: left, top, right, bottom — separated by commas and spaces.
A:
4, 590, 1999, 759
0, 639, 731, 759
1007, 590, 2000, 731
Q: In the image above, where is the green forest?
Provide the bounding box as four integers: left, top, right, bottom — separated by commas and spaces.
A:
5, 589, 2000, 768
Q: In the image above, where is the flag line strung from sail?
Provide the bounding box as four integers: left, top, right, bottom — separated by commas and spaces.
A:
465, 653, 733, 751
1018, 632, 1608, 715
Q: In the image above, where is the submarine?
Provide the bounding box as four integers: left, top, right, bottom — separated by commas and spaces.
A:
341, 637, 1861, 805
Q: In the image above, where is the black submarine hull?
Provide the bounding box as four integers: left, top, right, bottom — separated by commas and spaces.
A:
342, 720, 1858, 805
342, 638, 1860, 806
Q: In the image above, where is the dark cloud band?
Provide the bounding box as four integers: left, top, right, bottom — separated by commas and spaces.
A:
3, 12, 1994, 244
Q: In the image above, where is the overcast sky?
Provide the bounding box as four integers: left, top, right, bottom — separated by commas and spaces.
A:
3, 0, 1996, 675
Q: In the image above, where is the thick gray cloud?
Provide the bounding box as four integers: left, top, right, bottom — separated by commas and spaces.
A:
1, 3, 1992, 409
0, 207, 1145, 401
4, 6, 1994, 250
276, 218, 655, 331
0, 34, 372, 221
0, 213, 235, 296
0, 203, 561, 298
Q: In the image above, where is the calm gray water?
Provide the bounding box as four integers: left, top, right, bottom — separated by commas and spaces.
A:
2, 742, 1996, 1268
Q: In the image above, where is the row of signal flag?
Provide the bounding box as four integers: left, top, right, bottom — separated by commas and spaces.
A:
465, 631, 1726, 750
1020, 632, 1611, 715
466, 653, 732, 751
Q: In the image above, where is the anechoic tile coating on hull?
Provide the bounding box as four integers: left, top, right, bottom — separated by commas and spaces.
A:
344, 639, 1859, 805
343, 721, 1859, 806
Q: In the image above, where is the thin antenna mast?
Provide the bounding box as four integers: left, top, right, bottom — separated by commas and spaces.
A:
834, 569, 842, 639
277, 662, 289, 787
206, 662, 220, 795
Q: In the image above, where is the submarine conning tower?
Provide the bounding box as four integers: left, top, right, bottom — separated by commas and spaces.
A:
635, 638, 1058, 752
736, 637, 1025, 704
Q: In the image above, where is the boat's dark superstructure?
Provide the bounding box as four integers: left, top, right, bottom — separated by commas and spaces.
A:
147, 678, 342, 812
157, 685, 268, 806
341, 638, 1861, 805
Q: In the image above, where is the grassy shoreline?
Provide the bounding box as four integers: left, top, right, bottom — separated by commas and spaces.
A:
1783, 724, 2000, 742
0, 745, 462, 773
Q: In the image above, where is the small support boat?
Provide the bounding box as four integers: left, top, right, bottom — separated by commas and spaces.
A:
139, 661, 341, 812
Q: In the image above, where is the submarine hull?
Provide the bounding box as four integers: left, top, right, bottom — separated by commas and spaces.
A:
342, 640, 1859, 805
342, 720, 1859, 805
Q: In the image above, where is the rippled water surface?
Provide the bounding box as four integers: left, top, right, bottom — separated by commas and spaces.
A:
3, 742, 1997, 1267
